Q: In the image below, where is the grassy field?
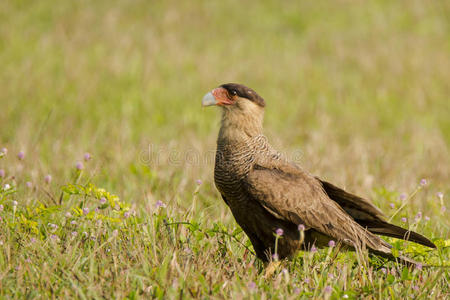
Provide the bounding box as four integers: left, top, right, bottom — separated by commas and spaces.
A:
0, 0, 449, 298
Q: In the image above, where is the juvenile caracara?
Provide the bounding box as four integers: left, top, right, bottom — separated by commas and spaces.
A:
202, 83, 435, 264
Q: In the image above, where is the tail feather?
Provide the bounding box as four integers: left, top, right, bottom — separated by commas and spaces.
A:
358, 220, 436, 248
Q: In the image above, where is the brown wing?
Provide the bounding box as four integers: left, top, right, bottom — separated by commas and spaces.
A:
243, 160, 392, 253
318, 178, 436, 248
317, 179, 385, 221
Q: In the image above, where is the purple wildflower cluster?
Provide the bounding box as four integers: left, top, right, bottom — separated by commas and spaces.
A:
155, 200, 166, 209
84, 153, 91, 161
17, 151, 25, 160
247, 281, 257, 292
76, 162, 84, 170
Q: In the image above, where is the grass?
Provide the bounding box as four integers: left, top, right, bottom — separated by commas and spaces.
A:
0, 0, 449, 298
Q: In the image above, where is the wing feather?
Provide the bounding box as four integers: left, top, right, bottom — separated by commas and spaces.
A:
317, 178, 436, 248
243, 160, 391, 252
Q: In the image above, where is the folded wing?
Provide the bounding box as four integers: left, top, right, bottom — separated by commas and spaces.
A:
318, 179, 436, 248
243, 160, 392, 253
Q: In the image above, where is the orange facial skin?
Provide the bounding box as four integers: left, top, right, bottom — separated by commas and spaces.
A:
212, 87, 234, 106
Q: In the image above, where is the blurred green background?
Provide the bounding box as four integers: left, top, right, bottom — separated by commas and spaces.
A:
0, 0, 449, 215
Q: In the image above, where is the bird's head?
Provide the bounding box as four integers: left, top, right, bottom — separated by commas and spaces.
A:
202, 83, 265, 109
202, 83, 266, 139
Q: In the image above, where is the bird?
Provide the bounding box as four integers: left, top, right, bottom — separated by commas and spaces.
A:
201, 82, 436, 265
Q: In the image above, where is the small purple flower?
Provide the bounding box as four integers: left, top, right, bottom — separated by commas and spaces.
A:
324, 285, 332, 294
293, 287, 301, 294
71, 231, 78, 237
155, 200, 166, 209
413, 285, 419, 291
82, 207, 89, 215
0, 169, 4, 178
112, 229, 119, 237
399, 193, 407, 201
1, 148, 7, 155
70, 220, 77, 225
424, 216, 430, 221
50, 234, 58, 240
381, 267, 387, 274
328, 240, 336, 247
17, 151, 25, 160
48, 223, 58, 230
401, 217, 407, 223
4, 184, 11, 191
30, 237, 36, 243
298, 224, 305, 231
25, 258, 32, 263
26, 181, 32, 188
420, 179, 427, 186
304, 278, 310, 284
436, 192, 444, 200
441, 206, 446, 213
247, 281, 257, 291
415, 212, 422, 220
272, 253, 279, 261
311, 246, 317, 253
123, 211, 130, 218
389, 203, 395, 209
65, 212, 72, 218
12, 200, 18, 206
0, 204, 3, 212
416, 263, 423, 270
328, 273, 334, 279
100, 197, 107, 204
44, 174, 52, 184
196, 179, 202, 185
84, 153, 91, 161
276, 228, 284, 236
76, 161, 84, 170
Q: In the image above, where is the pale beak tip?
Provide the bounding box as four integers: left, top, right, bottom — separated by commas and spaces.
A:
202, 92, 217, 107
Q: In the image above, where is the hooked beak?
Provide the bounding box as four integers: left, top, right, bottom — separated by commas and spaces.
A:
201, 87, 233, 107
202, 92, 217, 107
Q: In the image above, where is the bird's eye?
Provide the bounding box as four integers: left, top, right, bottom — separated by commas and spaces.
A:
231, 90, 237, 95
